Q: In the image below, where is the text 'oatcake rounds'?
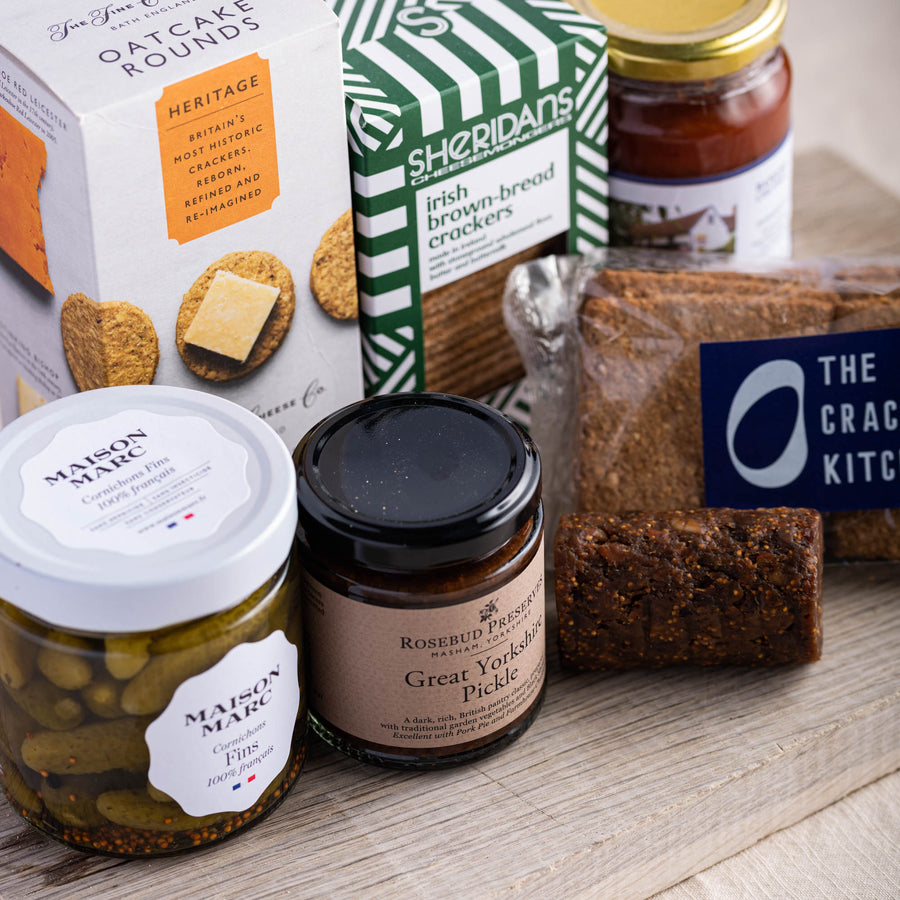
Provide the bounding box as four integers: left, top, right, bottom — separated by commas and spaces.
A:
60, 293, 160, 391
176, 250, 295, 382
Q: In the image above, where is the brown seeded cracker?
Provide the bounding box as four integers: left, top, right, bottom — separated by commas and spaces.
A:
595, 267, 802, 301
575, 269, 836, 513
176, 250, 294, 382
422, 236, 564, 397
60, 293, 159, 390
832, 291, 900, 333
310, 209, 358, 320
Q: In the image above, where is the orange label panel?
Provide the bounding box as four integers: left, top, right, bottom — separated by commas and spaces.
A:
156, 54, 279, 245
0, 106, 53, 293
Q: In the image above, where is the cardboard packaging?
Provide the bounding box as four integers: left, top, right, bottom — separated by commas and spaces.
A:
0, 0, 363, 446
329, 0, 609, 406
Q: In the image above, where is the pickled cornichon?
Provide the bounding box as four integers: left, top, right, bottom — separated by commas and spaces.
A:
0, 387, 307, 856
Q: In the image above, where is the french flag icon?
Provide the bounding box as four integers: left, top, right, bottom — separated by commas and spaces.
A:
167, 512, 196, 530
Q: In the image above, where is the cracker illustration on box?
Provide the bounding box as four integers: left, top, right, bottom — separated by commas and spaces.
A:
0, 0, 363, 446
176, 251, 295, 382
310, 209, 358, 321
0, 106, 53, 293
15, 375, 46, 415
60, 294, 160, 391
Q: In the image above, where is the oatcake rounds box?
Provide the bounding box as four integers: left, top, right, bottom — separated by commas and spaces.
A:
0, 1, 362, 444
329, 0, 609, 403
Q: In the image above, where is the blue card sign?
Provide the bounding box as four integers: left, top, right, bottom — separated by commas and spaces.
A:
700, 327, 900, 511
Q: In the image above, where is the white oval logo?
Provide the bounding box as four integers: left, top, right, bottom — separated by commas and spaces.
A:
726, 359, 807, 489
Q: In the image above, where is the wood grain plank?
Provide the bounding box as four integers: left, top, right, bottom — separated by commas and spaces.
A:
793, 147, 900, 257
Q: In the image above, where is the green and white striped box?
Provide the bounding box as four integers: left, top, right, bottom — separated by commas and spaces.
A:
330, 0, 608, 405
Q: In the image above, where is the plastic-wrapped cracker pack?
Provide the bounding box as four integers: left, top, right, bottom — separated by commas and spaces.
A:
503, 250, 900, 560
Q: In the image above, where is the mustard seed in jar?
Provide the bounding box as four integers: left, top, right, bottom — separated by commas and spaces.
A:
0, 386, 306, 856
294, 392, 546, 769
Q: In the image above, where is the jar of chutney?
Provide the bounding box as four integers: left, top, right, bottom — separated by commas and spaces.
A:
574, 0, 792, 256
0, 386, 306, 856
294, 393, 546, 769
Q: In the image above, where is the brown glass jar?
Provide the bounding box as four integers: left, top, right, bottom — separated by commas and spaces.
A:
575, 0, 792, 256
294, 393, 546, 769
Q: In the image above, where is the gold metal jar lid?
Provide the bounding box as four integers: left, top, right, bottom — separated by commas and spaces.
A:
572, 0, 788, 81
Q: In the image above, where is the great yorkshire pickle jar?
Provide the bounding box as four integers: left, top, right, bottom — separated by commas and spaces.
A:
574, 0, 792, 256
294, 393, 546, 769
0, 386, 306, 856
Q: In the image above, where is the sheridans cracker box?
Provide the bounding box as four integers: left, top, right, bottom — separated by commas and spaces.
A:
0, 0, 363, 445
329, 0, 609, 403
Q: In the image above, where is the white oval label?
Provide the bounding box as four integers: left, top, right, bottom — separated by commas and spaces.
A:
145, 631, 301, 817
726, 359, 808, 489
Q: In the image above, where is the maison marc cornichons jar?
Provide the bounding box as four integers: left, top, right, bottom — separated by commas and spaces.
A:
0, 386, 306, 856
294, 392, 546, 769
574, 0, 793, 256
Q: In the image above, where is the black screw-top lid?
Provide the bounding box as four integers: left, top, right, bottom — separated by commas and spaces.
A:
294, 393, 542, 571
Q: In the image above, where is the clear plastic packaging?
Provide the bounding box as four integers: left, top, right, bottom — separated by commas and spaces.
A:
503, 249, 900, 559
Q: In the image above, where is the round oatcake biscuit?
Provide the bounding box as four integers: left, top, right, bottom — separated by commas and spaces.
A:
176, 250, 295, 382
61, 293, 159, 391
310, 209, 358, 320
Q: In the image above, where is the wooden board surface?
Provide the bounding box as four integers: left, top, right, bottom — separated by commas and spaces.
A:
1, 149, 899, 899
792, 148, 900, 258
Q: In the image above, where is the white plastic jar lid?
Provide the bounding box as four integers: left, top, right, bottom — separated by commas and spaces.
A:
0, 386, 297, 633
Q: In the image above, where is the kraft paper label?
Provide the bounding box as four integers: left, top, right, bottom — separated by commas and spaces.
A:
303, 540, 546, 750
156, 54, 279, 244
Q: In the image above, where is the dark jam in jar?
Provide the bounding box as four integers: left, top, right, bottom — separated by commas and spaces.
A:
575, 0, 792, 256
294, 393, 546, 769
